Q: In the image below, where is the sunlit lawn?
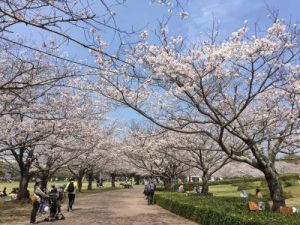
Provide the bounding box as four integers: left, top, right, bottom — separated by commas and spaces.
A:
284, 182, 300, 208
209, 184, 239, 197
0, 180, 122, 197
209, 181, 260, 197
209, 181, 300, 208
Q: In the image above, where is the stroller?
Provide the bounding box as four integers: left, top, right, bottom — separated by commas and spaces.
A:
44, 186, 65, 221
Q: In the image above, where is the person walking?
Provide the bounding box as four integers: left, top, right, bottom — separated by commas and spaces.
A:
146, 178, 156, 205
30, 179, 48, 224
143, 177, 149, 199
64, 177, 78, 211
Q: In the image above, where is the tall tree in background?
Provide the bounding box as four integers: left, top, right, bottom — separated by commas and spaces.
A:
167, 132, 230, 194
125, 127, 190, 190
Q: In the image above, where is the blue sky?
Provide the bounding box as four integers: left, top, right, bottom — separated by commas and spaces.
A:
12, 0, 299, 66
184, 0, 300, 40
110, 0, 300, 40
10, 0, 300, 123
108, 0, 300, 123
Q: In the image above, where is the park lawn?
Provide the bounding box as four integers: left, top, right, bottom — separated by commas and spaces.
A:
0, 180, 117, 196
284, 183, 300, 208
209, 184, 239, 197
209, 183, 258, 197
209, 182, 300, 209
0, 181, 63, 196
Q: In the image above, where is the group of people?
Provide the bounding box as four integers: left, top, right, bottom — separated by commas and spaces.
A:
96, 177, 105, 187
239, 188, 263, 199
143, 177, 156, 205
30, 177, 78, 224
0, 187, 28, 200
0, 187, 7, 197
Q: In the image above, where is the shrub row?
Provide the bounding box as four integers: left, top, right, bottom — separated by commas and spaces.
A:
155, 192, 300, 225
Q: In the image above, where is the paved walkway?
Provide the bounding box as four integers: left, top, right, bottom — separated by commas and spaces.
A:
12, 187, 199, 225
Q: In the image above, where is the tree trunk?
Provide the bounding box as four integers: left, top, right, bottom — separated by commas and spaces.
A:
77, 170, 85, 192
263, 167, 286, 212
77, 176, 83, 193
135, 175, 140, 185
40, 173, 49, 192
201, 173, 210, 195
163, 178, 172, 191
87, 172, 93, 190
13, 147, 34, 201
17, 169, 31, 201
111, 174, 116, 188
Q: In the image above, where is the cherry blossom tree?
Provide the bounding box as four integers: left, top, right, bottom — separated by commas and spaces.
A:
67, 124, 117, 191
32, 92, 109, 191
0, 40, 79, 122
91, 20, 300, 211
0, 41, 111, 199
124, 126, 191, 190
166, 132, 230, 194
68, 150, 105, 192
99, 141, 137, 188
0, 0, 187, 69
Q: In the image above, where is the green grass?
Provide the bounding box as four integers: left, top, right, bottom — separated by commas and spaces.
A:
209, 184, 239, 197
0, 180, 125, 196
209, 183, 260, 198
205, 181, 300, 210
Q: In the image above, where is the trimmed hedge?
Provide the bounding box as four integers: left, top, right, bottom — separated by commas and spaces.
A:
155, 192, 300, 225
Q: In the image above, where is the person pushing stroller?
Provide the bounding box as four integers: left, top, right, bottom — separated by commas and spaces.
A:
44, 185, 65, 221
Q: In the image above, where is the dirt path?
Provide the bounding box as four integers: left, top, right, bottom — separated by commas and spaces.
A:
9, 187, 199, 225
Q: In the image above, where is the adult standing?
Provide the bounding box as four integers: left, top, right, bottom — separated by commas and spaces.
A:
30, 179, 48, 224
64, 177, 78, 211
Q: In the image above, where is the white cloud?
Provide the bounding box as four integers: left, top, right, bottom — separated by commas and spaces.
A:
185, 0, 264, 41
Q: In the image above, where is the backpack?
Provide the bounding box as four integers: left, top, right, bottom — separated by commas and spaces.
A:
49, 193, 58, 205
31, 193, 40, 204
67, 182, 75, 192
31, 194, 37, 204
150, 182, 156, 191
148, 182, 156, 192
